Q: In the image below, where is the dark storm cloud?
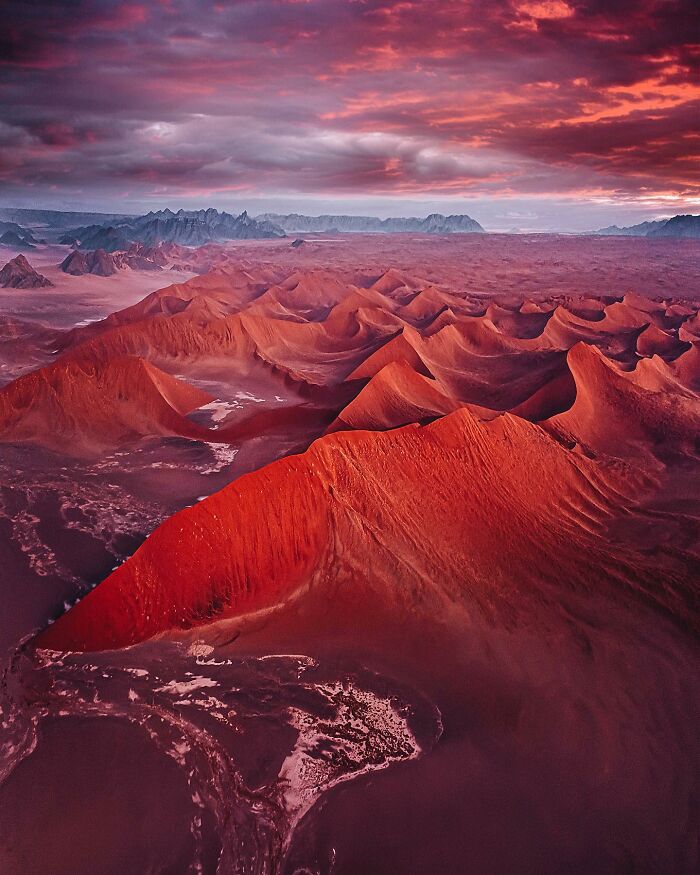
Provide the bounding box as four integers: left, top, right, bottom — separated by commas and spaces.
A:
0, 0, 697, 209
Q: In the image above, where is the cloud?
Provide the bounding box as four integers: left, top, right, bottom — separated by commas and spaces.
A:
0, 0, 697, 212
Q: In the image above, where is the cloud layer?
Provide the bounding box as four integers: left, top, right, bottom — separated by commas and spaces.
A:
1, 0, 698, 222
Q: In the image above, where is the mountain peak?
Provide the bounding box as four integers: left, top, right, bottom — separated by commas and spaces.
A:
0, 254, 54, 288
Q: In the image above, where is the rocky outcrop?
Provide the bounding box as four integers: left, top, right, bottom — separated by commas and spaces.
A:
60, 245, 169, 275
0, 254, 53, 288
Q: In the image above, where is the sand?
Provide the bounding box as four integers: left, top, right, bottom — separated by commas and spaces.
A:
1, 233, 698, 874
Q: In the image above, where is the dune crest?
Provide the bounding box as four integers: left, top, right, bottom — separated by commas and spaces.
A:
37, 401, 697, 652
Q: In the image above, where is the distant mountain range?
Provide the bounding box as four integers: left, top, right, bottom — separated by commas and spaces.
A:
60, 208, 285, 251
0, 222, 40, 249
593, 214, 700, 238
1, 207, 486, 242
256, 212, 484, 234
2, 206, 697, 244
53, 208, 487, 250
0, 208, 132, 244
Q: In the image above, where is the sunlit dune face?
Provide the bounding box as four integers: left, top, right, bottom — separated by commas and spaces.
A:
0, 0, 697, 213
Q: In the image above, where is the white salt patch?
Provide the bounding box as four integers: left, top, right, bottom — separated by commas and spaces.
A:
156, 677, 218, 695
198, 399, 243, 425
278, 681, 421, 827
258, 654, 317, 667
235, 390, 265, 403
200, 444, 238, 474
169, 740, 191, 765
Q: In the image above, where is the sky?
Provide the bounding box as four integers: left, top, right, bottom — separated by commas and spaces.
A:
0, 0, 698, 230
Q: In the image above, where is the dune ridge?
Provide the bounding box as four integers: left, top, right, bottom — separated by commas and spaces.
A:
37, 402, 697, 651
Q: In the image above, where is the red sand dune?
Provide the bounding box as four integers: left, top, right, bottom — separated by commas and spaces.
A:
636, 323, 689, 359
485, 301, 553, 338
1, 264, 698, 461
3, 236, 698, 875
545, 342, 700, 461
346, 328, 434, 381
326, 359, 460, 432
673, 342, 700, 390
21, 260, 696, 652
679, 313, 700, 342
0, 355, 214, 455
510, 364, 577, 422
37, 402, 698, 652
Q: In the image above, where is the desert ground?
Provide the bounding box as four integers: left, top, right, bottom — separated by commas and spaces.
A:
0, 234, 698, 874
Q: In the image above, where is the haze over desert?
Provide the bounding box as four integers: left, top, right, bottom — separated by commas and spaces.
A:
0, 1, 698, 873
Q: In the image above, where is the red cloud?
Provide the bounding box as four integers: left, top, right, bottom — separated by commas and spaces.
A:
0, 0, 697, 210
